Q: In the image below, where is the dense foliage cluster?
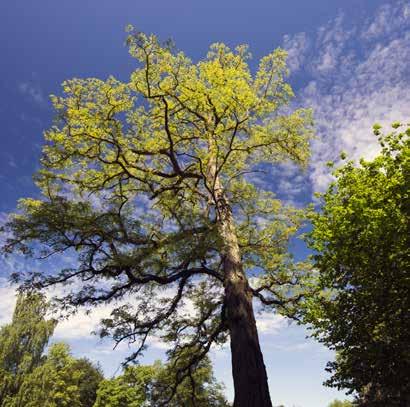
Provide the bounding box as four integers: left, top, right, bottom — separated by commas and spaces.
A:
306, 123, 410, 406
0, 293, 57, 405
327, 400, 353, 407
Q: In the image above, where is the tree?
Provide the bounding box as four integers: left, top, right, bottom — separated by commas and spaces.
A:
327, 400, 353, 407
0, 292, 56, 406
13, 342, 103, 407
94, 355, 229, 407
305, 123, 410, 406
152, 354, 230, 406
73, 358, 104, 407
4, 27, 313, 407
0, 294, 102, 407
94, 364, 156, 407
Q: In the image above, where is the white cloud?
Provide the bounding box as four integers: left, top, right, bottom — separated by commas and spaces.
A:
283, 1, 410, 193
283, 32, 309, 73
0, 280, 173, 350
147, 335, 171, 350
53, 304, 112, 340
0, 280, 16, 326
313, 14, 354, 74
0, 279, 104, 340
361, 1, 410, 40
273, 162, 308, 204
256, 311, 287, 335
0, 271, 288, 347
18, 81, 45, 106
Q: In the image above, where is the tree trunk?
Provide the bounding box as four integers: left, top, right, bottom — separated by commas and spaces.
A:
207, 151, 273, 407
219, 200, 272, 407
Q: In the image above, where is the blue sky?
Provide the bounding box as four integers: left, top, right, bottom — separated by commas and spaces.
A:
1, 1, 409, 406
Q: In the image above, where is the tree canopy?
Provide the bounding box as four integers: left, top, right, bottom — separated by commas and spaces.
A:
93, 365, 152, 407
94, 355, 229, 407
0, 293, 103, 407
13, 343, 103, 407
3, 27, 313, 406
327, 400, 353, 407
0, 292, 56, 406
305, 123, 410, 406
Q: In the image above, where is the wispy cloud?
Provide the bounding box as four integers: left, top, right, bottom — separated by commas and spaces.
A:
0, 280, 17, 325
282, 32, 309, 73
18, 81, 46, 106
283, 0, 410, 193
313, 14, 354, 74
361, 1, 410, 40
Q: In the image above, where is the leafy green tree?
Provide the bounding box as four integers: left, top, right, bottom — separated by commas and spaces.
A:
11, 343, 82, 407
72, 358, 104, 407
94, 356, 229, 407
328, 399, 353, 407
0, 292, 56, 406
4, 27, 313, 406
94, 364, 156, 407
13, 342, 102, 407
306, 123, 410, 406
152, 354, 230, 406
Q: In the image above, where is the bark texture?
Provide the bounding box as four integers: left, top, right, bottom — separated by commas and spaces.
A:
209, 154, 273, 407
219, 202, 272, 407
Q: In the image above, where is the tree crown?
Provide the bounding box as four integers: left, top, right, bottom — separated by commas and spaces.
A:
305, 123, 409, 404
3, 29, 313, 400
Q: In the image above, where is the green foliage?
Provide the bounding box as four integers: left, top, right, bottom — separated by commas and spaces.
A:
306, 123, 410, 406
94, 355, 229, 407
152, 354, 230, 406
0, 295, 102, 407
0, 292, 56, 405
13, 343, 83, 407
93, 364, 156, 407
328, 400, 353, 407
72, 358, 104, 407
12, 343, 103, 407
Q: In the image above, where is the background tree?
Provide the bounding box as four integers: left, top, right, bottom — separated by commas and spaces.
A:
72, 358, 104, 407
93, 364, 157, 407
0, 292, 56, 406
305, 123, 410, 406
327, 400, 353, 407
94, 355, 229, 407
152, 354, 230, 406
13, 342, 103, 407
4, 27, 313, 407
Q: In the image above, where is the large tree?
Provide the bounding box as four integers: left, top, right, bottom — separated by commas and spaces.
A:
305, 123, 410, 406
0, 292, 56, 406
4, 28, 313, 406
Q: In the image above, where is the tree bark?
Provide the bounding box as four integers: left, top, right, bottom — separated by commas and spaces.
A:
208, 152, 273, 407
219, 199, 272, 407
